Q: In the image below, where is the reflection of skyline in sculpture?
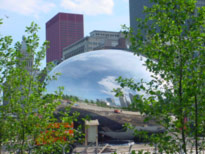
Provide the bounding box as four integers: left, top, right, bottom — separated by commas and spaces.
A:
119, 96, 131, 108
106, 98, 116, 106
46, 49, 153, 106
119, 96, 126, 108
129, 93, 134, 103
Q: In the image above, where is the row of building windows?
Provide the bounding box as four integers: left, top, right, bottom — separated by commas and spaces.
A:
93, 33, 120, 38
60, 30, 83, 33
60, 26, 82, 28
89, 42, 102, 45
64, 46, 85, 59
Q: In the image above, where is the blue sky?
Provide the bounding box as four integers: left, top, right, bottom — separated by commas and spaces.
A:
0, 0, 129, 47
0, 0, 129, 68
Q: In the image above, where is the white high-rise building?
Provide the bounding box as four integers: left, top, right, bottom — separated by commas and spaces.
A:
19, 36, 34, 73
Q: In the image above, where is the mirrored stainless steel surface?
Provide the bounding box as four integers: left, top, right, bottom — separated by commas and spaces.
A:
46, 49, 153, 106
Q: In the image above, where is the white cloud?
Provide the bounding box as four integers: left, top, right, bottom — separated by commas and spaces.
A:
98, 76, 119, 96
61, 0, 114, 15
0, 0, 56, 18
98, 76, 130, 96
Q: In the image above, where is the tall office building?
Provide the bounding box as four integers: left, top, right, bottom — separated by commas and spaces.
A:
46, 12, 84, 63
129, 0, 205, 34
129, 0, 152, 34
196, 0, 205, 7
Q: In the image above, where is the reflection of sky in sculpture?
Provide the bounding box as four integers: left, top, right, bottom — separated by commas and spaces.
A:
47, 49, 153, 105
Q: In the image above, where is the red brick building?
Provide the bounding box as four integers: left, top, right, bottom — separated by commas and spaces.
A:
46, 12, 84, 63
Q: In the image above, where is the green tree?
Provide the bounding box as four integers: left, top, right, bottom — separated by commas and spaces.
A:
118, 0, 204, 153
0, 21, 82, 154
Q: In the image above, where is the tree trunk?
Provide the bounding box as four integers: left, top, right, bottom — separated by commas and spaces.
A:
179, 55, 187, 154
20, 125, 25, 154
194, 95, 198, 154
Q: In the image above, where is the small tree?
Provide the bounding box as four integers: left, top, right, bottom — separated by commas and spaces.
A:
117, 0, 204, 153
0, 21, 82, 154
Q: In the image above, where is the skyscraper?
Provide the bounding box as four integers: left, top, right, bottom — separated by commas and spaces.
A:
196, 0, 205, 7
129, 0, 152, 34
46, 12, 84, 63
20, 36, 33, 73
129, 0, 205, 34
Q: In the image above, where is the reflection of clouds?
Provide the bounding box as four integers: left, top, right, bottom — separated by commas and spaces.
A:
51, 50, 150, 80
98, 76, 131, 98
89, 50, 106, 58
105, 52, 150, 80
98, 76, 119, 96
67, 50, 105, 63
47, 49, 154, 105
69, 53, 90, 62
52, 55, 111, 79
62, 60, 109, 78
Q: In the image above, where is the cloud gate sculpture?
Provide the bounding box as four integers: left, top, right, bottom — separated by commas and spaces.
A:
46, 49, 153, 107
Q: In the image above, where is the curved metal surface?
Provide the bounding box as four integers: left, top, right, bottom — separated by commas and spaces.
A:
47, 49, 152, 106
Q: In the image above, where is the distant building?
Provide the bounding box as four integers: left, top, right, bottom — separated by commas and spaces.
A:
129, 0, 205, 34
3, 37, 35, 105
19, 36, 34, 73
129, 0, 153, 35
124, 96, 131, 107
119, 96, 127, 108
46, 12, 84, 63
63, 30, 128, 60
106, 97, 116, 106
129, 93, 134, 103
19, 36, 41, 76
196, 0, 205, 7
